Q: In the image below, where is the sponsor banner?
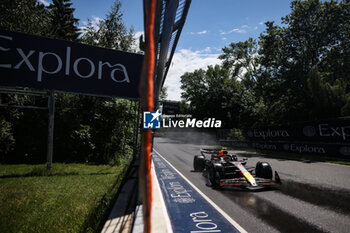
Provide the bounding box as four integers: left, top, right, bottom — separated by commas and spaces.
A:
244, 118, 350, 143
162, 101, 180, 115
153, 150, 242, 233
220, 140, 350, 158
0, 30, 143, 98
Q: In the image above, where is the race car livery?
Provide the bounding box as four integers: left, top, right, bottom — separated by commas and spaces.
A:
193, 148, 281, 190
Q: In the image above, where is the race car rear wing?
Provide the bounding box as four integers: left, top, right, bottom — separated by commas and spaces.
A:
200, 148, 221, 156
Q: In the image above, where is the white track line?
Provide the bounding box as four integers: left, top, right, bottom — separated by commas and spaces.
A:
153, 149, 248, 233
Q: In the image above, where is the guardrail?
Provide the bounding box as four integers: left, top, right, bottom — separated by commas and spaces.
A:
242, 117, 350, 144
220, 140, 350, 159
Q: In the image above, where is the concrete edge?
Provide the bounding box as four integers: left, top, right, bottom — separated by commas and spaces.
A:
100, 163, 138, 233
151, 159, 173, 233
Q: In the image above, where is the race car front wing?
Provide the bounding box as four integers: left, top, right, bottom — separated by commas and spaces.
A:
219, 171, 282, 190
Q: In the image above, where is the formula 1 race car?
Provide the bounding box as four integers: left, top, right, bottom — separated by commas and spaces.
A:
193, 148, 281, 190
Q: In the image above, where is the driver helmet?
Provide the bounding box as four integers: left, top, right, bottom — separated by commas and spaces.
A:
218, 149, 228, 158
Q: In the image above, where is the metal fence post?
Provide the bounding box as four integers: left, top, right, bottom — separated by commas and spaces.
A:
134, 101, 141, 158
47, 91, 55, 169
132, 100, 137, 155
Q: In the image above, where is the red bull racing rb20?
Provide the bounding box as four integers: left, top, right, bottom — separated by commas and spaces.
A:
193, 148, 282, 190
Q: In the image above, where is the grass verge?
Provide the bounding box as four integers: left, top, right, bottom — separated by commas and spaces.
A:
0, 162, 130, 233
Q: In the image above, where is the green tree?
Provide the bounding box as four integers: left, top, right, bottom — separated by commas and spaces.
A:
0, 0, 50, 35
52, 0, 138, 164
81, 0, 135, 51
0, 116, 14, 156
160, 86, 168, 101
257, 0, 350, 123
0, 0, 138, 164
181, 68, 208, 116
54, 95, 136, 164
180, 0, 350, 128
80, 18, 99, 46
307, 66, 348, 119
47, 0, 80, 41
181, 65, 243, 128
219, 38, 260, 91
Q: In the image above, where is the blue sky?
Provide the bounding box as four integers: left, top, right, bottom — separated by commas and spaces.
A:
39, 0, 293, 100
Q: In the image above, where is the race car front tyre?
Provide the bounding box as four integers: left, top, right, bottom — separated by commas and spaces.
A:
193, 155, 205, 172
207, 166, 220, 187
255, 162, 273, 179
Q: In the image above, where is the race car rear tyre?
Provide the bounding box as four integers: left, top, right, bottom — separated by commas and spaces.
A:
255, 162, 273, 179
193, 155, 205, 172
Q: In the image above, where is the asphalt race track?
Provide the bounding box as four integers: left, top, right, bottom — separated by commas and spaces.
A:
153, 134, 350, 233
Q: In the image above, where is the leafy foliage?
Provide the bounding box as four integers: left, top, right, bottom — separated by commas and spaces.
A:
160, 86, 168, 101
181, 0, 350, 128
0, 0, 50, 36
81, 1, 135, 51
54, 96, 137, 164
47, 0, 80, 41
0, 117, 14, 155
0, 0, 139, 164
181, 65, 243, 128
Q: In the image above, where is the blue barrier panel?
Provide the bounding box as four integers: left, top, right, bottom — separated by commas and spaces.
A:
152, 150, 244, 233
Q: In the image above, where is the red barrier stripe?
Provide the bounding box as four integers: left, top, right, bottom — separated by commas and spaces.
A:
144, 0, 157, 232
